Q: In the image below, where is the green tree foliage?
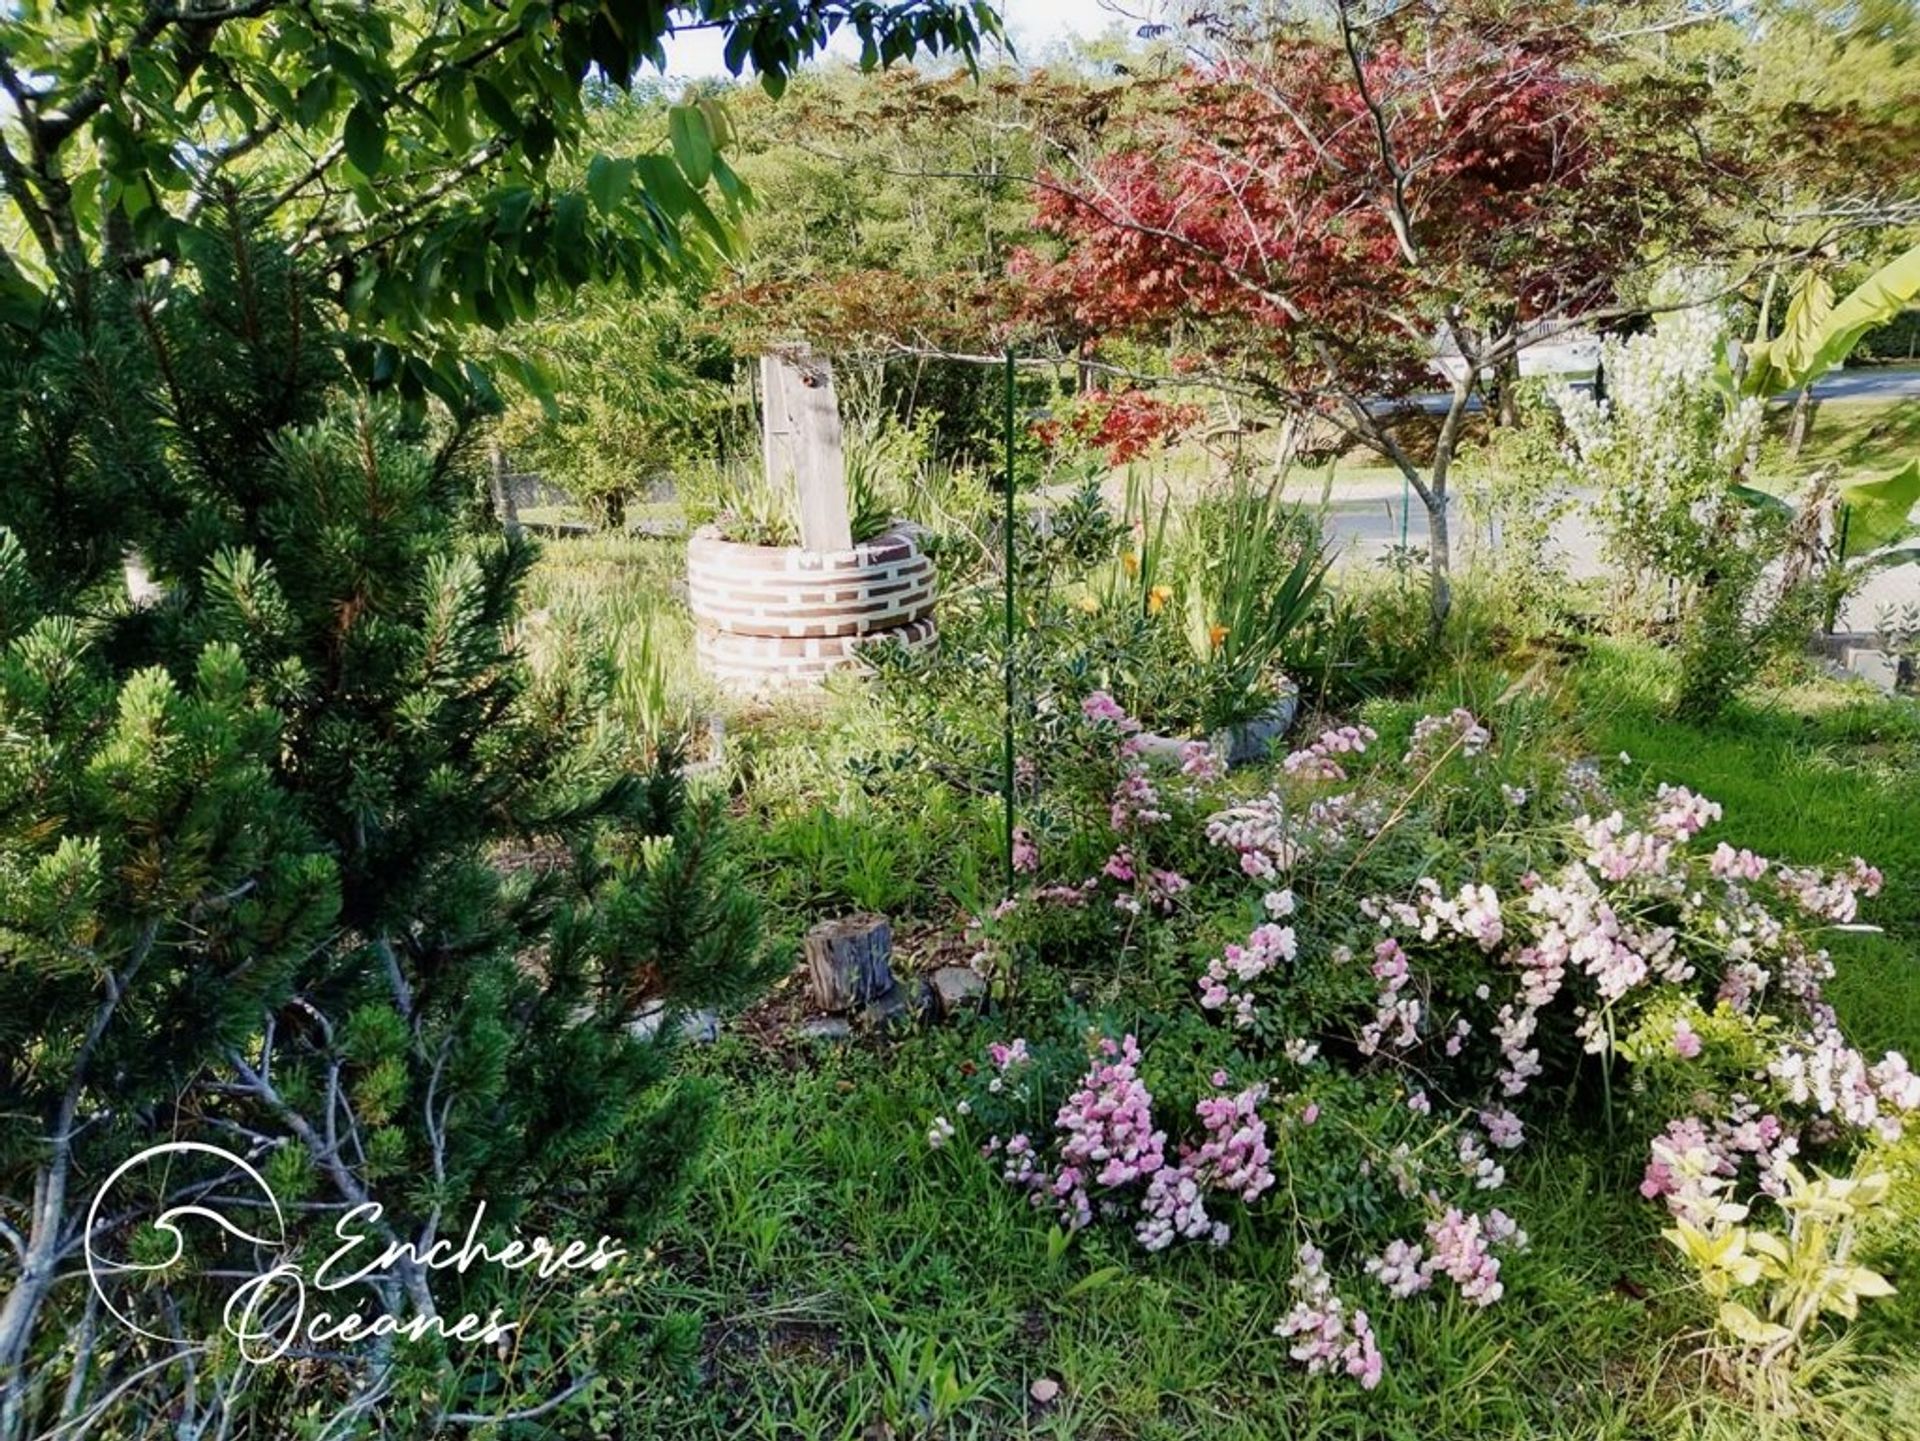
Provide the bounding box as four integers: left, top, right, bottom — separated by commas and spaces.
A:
492, 61, 1081, 512
715, 63, 1099, 459
0, 220, 774, 1437
494, 278, 740, 527
0, 0, 1003, 399
1726, 0, 1920, 227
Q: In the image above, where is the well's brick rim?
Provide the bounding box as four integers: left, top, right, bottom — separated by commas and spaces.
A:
687, 524, 937, 640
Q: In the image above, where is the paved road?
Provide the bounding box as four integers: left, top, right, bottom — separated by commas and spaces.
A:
1402, 364, 1920, 414
1796, 367, 1920, 402
1324, 491, 1919, 635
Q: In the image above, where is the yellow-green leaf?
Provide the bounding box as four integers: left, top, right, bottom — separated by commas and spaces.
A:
1747, 243, 1920, 395
1844, 1265, 1897, 1299
1718, 1301, 1792, 1346
1839, 460, 1920, 559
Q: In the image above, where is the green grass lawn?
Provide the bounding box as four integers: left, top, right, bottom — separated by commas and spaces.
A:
602, 637, 1920, 1441
1784, 394, 1920, 487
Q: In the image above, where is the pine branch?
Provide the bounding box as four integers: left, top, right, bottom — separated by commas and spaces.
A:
224, 1046, 437, 1321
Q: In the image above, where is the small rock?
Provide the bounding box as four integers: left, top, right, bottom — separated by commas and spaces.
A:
796, 1017, 853, 1044
859, 985, 913, 1034
628, 1003, 720, 1045
1029, 1377, 1061, 1404
929, 965, 988, 1017
910, 977, 938, 1018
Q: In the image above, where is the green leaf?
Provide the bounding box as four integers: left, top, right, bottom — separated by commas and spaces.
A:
552, 193, 589, 286
697, 97, 736, 150
494, 186, 537, 237
498, 350, 559, 418
1064, 1265, 1126, 1298
1730, 484, 1794, 519
668, 103, 714, 187
472, 76, 521, 136
343, 103, 386, 177
294, 72, 337, 129
631, 153, 696, 219
586, 154, 632, 215
0, 250, 46, 330
710, 154, 750, 208
1747, 244, 1920, 396
1839, 459, 1920, 558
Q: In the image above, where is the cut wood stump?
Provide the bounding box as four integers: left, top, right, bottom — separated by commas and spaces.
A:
804, 914, 895, 1013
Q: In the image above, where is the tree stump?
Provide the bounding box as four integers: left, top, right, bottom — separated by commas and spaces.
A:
804, 914, 895, 1013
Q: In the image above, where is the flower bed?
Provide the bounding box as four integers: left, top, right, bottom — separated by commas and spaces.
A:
930, 689, 1917, 1393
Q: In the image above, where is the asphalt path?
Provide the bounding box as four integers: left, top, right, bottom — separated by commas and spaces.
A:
1324, 489, 1918, 634
1402, 365, 1920, 415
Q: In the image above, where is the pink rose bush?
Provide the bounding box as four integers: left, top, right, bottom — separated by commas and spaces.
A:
935, 697, 1912, 1392
962, 690, 1217, 977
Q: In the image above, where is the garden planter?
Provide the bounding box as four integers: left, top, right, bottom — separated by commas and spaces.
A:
687, 523, 937, 691
1808, 631, 1915, 697
1133, 686, 1301, 771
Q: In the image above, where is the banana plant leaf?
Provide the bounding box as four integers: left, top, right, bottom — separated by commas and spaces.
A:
1745, 268, 1835, 399
1839, 459, 1920, 560
1745, 244, 1920, 398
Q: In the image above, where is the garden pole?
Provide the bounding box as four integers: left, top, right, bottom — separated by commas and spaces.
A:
1003, 348, 1017, 899
1827, 505, 1851, 635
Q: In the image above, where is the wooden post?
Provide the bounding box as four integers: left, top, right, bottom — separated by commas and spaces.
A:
489, 442, 522, 541
803, 914, 894, 1012
761, 344, 852, 553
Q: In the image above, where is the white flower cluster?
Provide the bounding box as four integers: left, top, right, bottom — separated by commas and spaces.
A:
1550, 274, 1765, 595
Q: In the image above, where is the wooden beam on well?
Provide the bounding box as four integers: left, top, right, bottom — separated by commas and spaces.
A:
761, 344, 852, 553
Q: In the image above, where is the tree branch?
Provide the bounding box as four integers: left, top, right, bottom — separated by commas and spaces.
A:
1336, 0, 1420, 266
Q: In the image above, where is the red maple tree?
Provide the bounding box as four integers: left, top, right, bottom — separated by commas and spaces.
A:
1032, 387, 1208, 465
1013, 1, 1724, 623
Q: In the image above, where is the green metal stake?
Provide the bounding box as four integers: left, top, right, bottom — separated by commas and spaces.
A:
1826, 504, 1852, 635
1003, 348, 1017, 899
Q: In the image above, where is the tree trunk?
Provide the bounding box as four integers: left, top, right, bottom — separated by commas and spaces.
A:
1492, 356, 1521, 428
1077, 337, 1098, 395
804, 914, 895, 1013
1422, 371, 1475, 634
1426, 497, 1452, 634
1273, 412, 1300, 474
1786, 384, 1817, 458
